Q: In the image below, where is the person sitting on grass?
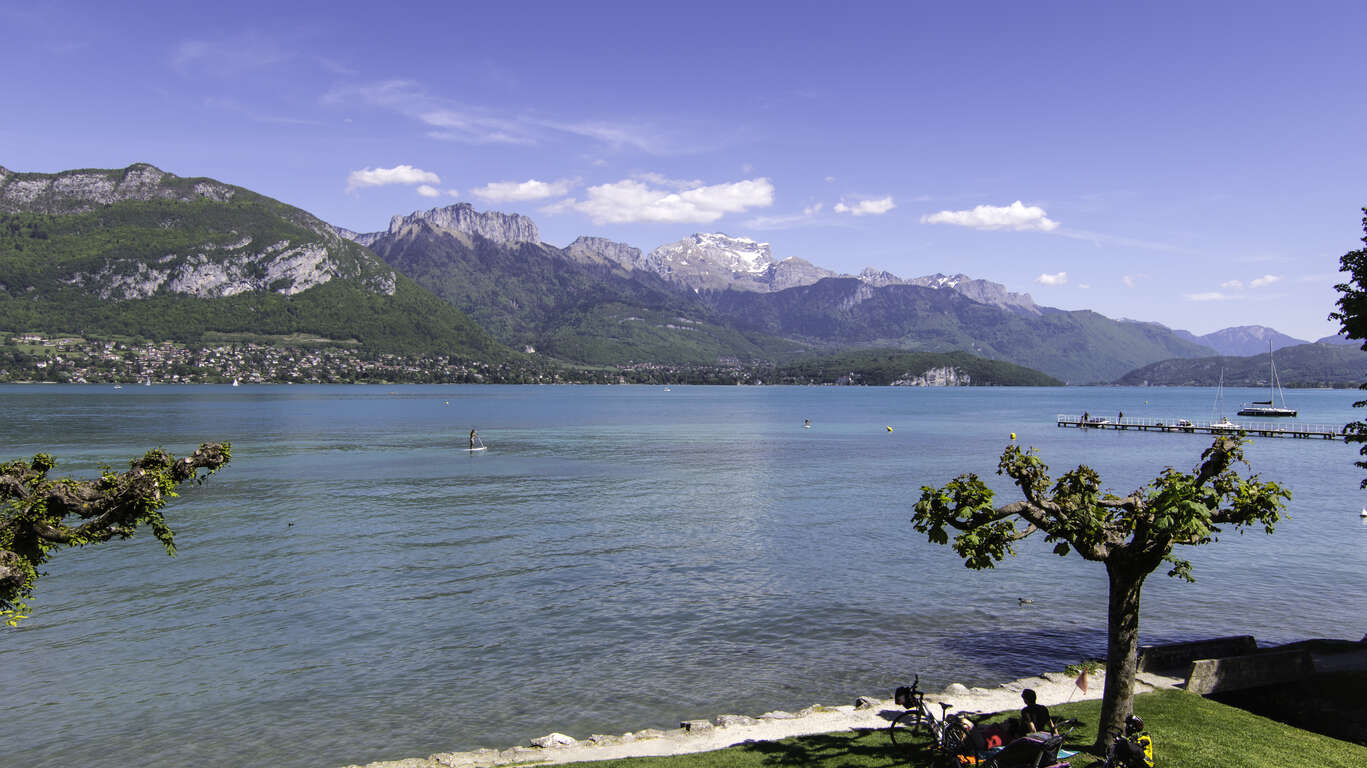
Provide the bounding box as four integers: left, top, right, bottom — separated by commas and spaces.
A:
1020, 689, 1053, 734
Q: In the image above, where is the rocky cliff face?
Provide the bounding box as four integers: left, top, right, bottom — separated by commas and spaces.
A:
333, 226, 383, 249
904, 272, 1039, 314
891, 366, 970, 386
0, 163, 236, 215
564, 236, 642, 269
857, 267, 906, 288
62, 240, 388, 300
381, 204, 540, 245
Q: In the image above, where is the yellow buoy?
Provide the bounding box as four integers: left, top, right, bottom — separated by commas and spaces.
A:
886, 425, 893, 432
1010, 432, 1016, 440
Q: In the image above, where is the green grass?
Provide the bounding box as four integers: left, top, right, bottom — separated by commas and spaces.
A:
565, 691, 1365, 768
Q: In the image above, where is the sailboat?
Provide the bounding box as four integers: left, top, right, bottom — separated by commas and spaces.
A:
1237, 342, 1296, 417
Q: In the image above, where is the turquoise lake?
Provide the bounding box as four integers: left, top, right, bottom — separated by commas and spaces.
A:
2, 384, 1364, 768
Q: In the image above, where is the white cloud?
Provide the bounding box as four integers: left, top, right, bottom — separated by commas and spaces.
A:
922, 200, 1059, 232
1250, 274, 1282, 288
1185, 292, 1232, 302
1035, 271, 1068, 286
470, 178, 577, 202
346, 164, 441, 192
1122, 275, 1137, 288
1220, 279, 1244, 290
416, 185, 441, 198
834, 196, 896, 216
557, 177, 774, 224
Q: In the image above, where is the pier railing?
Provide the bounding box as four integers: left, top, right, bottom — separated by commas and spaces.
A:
1056, 414, 1344, 440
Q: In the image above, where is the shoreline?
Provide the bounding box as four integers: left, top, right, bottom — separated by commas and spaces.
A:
342, 668, 1183, 768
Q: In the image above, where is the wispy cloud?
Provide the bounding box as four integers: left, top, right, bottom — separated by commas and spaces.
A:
1221, 279, 1244, 290
416, 185, 442, 198
1250, 274, 1282, 288
346, 164, 441, 192
172, 34, 288, 77
835, 196, 896, 216
326, 79, 680, 154
632, 172, 704, 191
745, 202, 825, 230
1035, 271, 1068, 286
202, 97, 322, 126
1055, 228, 1200, 255
922, 200, 1058, 232
471, 178, 578, 202
1184, 292, 1232, 302
1122, 274, 1147, 288
549, 177, 774, 224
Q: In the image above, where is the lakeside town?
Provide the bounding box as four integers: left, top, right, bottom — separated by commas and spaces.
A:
0, 333, 776, 386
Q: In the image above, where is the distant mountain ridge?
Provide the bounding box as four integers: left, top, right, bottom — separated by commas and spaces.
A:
1115, 341, 1367, 387
1171, 325, 1307, 356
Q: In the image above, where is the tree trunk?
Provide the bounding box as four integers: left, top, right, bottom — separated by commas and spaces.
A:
1096, 563, 1146, 749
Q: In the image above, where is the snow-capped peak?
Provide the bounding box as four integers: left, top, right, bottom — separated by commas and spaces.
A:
639, 233, 780, 291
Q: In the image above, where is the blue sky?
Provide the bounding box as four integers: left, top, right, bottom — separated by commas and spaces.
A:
3, 0, 1364, 340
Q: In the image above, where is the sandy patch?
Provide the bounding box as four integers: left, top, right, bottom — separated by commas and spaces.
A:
342, 669, 1182, 768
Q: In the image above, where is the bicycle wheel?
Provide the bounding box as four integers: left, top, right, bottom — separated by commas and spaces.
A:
888, 708, 926, 754
930, 723, 969, 768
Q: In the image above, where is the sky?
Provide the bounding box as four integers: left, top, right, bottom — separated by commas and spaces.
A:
3, 0, 1364, 341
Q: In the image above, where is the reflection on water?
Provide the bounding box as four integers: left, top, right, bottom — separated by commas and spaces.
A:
1, 384, 1364, 768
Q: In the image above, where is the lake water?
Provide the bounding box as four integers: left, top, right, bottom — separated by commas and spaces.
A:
2, 384, 1365, 768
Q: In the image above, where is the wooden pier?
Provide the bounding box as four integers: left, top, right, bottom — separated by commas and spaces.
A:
1056, 414, 1343, 440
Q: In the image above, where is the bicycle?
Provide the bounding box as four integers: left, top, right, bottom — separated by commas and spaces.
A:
889, 675, 976, 765
1097, 721, 1152, 768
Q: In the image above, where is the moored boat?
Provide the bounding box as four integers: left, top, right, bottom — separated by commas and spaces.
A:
1237, 341, 1296, 417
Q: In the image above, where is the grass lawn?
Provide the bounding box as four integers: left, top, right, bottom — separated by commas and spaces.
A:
568, 690, 1365, 768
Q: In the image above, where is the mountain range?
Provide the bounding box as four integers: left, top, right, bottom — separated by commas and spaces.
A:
1, 163, 1336, 386
345, 203, 1213, 382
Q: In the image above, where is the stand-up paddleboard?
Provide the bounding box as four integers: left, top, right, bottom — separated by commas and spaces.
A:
468, 446, 487, 452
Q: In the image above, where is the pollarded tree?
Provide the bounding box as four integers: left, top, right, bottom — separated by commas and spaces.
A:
0, 442, 230, 625
910, 435, 1288, 748
1329, 206, 1367, 485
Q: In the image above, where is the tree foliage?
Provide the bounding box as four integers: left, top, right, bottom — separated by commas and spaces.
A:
1329, 207, 1367, 485
911, 435, 1288, 746
0, 442, 230, 625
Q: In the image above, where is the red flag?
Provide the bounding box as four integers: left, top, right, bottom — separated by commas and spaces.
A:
1075, 669, 1089, 693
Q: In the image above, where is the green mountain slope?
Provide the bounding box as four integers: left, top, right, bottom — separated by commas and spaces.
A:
0, 164, 505, 357
1114, 342, 1367, 387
